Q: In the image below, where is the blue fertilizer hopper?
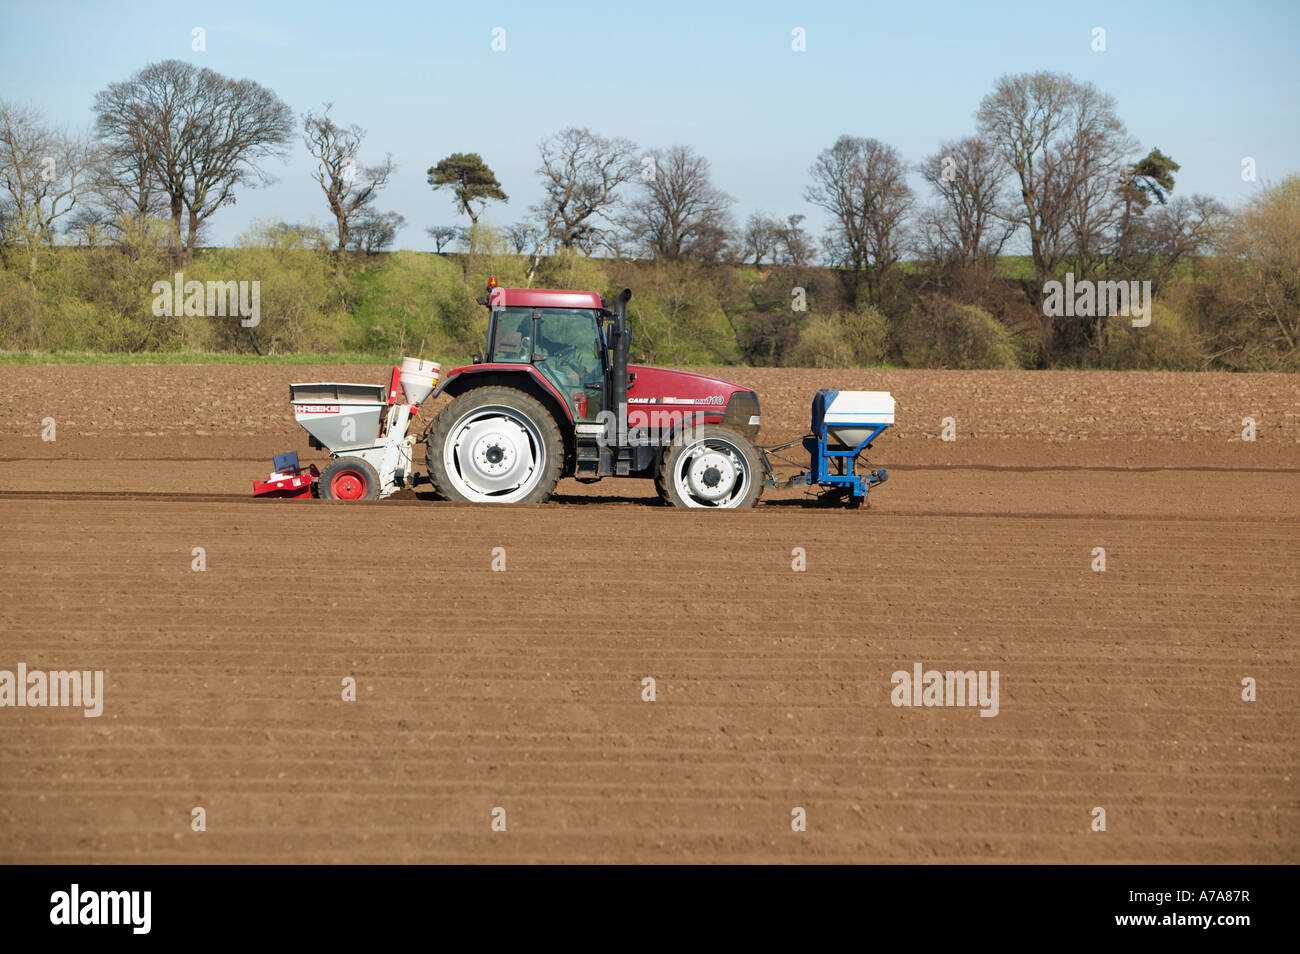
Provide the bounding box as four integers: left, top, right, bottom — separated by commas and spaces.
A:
759, 389, 893, 507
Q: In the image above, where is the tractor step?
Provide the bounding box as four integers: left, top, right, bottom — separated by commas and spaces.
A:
576, 438, 601, 477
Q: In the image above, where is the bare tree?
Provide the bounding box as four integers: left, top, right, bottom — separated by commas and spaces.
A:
977, 72, 1074, 298
303, 105, 395, 252
426, 225, 462, 253
86, 104, 169, 253
64, 205, 111, 247
805, 135, 913, 298
774, 214, 813, 265
94, 60, 294, 262
504, 221, 536, 255
0, 100, 93, 274
741, 212, 781, 266
349, 211, 405, 253
532, 127, 639, 250
976, 72, 1129, 301
1120, 193, 1226, 294
1059, 84, 1136, 281
623, 144, 734, 262
918, 136, 1015, 268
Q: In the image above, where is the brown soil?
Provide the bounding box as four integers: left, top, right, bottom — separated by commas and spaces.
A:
0, 366, 1296, 863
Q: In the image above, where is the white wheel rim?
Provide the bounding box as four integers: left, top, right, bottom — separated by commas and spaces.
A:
443, 405, 546, 503
673, 438, 750, 508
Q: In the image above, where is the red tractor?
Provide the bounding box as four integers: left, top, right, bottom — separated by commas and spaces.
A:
421, 281, 763, 508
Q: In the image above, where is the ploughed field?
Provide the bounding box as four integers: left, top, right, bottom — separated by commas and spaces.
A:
0, 366, 1296, 863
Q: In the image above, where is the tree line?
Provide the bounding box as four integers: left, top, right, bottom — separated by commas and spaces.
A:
0, 60, 1295, 369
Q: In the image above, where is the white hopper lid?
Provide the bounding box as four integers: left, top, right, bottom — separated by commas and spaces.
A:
824, 390, 895, 424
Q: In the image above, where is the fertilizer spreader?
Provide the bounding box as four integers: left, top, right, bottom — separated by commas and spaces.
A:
757, 389, 892, 508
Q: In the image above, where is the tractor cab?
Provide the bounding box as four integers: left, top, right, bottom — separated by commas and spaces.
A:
485, 294, 607, 422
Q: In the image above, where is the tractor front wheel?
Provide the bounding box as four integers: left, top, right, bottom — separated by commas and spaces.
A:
656, 425, 763, 509
319, 456, 379, 501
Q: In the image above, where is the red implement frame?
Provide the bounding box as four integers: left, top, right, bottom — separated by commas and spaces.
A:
252, 464, 320, 499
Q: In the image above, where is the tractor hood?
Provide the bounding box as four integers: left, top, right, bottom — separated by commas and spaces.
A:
627, 366, 751, 404
626, 365, 760, 439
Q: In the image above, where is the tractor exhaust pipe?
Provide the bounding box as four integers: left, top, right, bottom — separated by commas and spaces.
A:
611, 288, 632, 428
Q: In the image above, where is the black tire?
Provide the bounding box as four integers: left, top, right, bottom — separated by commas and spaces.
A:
319, 456, 380, 501
425, 386, 564, 504
655, 425, 763, 509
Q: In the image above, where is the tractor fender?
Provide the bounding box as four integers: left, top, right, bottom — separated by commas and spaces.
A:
431, 365, 576, 461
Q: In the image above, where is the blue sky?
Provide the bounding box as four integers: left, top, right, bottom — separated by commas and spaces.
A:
2, 0, 1297, 251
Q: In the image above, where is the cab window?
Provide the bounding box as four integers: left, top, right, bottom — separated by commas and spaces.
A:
490, 308, 533, 362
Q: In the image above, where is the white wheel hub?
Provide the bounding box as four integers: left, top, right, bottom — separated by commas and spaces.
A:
686, 450, 737, 501
469, 428, 519, 478
444, 407, 544, 502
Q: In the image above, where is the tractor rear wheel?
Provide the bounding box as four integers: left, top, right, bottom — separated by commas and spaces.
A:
425, 386, 563, 504
656, 425, 763, 509
319, 456, 379, 501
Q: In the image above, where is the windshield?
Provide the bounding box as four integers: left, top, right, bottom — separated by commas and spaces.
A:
489, 307, 602, 364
